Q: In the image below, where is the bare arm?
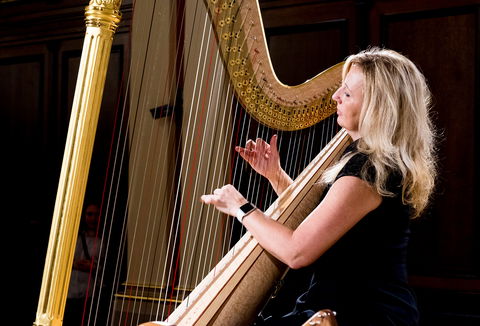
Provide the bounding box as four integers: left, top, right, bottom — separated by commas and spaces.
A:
201, 176, 381, 269
265, 168, 292, 195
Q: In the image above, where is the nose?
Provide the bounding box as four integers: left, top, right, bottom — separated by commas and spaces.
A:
332, 87, 341, 104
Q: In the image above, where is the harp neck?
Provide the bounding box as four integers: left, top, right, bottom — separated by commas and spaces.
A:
205, 0, 343, 131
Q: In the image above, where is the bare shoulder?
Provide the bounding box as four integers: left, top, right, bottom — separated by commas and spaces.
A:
321, 175, 382, 220
291, 175, 383, 267
298, 175, 382, 236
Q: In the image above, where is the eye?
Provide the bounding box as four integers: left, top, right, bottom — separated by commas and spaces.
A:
344, 92, 350, 97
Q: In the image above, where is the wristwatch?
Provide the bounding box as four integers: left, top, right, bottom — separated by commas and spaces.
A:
236, 202, 256, 223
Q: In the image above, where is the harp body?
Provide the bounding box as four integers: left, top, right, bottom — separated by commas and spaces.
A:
34, 1, 347, 325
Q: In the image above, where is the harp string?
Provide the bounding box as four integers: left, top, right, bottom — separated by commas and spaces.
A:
155, 0, 201, 319
165, 3, 229, 316
172, 13, 212, 304
175, 2, 237, 309
106, 5, 155, 326
128, 0, 177, 319
82, 43, 130, 325
136, 1, 200, 318
186, 24, 240, 308
78, 0, 340, 324
82, 6, 138, 324
174, 24, 225, 306
171, 1, 247, 312
92, 0, 182, 323
194, 80, 236, 287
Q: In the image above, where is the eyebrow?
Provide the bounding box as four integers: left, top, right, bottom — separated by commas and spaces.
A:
344, 82, 353, 93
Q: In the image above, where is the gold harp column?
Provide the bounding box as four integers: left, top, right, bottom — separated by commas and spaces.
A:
34, 1, 122, 326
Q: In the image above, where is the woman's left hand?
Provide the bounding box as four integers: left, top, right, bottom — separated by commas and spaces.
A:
201, 185, 248, 217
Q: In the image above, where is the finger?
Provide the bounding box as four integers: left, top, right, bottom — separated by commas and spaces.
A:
256, 138, 267, 153
235, 146, 248, 154
245, 139, 256, 151
201, 194, 216, 204
236, 146, 255, 162
270, 134, 279, 154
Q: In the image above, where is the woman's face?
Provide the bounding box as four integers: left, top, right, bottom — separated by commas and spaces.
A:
332, 65, 365, 140
85, 204, 100, 230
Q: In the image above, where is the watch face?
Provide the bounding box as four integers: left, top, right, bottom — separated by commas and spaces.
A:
240, 202, 255, 214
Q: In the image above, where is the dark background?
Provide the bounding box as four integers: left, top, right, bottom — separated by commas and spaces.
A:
1, 0, 478, 325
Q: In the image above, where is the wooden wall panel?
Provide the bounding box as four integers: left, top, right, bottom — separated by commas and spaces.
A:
266, 21, 348, 85
261, 0, 358, 84
1, 52, 46, 146
368, 1, 480, 324
0, 45, 56, 249
382, 7, 477, 275
368, 0, 480, 279
0, 47, 53, 322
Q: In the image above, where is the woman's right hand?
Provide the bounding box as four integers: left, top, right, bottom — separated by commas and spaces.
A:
235, 134, 281, 180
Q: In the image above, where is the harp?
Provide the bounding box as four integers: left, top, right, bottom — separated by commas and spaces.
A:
33, 0, 350, 325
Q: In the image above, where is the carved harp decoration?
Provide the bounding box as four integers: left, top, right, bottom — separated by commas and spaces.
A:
34, 0, 349, 325
205, 0, 342, 131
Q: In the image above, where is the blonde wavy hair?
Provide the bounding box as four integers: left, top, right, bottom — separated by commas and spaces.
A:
322, 47, 437, 218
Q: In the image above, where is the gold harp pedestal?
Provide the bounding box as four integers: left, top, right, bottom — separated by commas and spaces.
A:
33, 1, 122, 325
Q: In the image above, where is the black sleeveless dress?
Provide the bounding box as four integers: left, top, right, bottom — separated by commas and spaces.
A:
255, 141, 419, 326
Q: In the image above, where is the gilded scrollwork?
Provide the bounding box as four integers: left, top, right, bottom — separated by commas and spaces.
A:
86, 0, 122, 32
89, 0, 122, 10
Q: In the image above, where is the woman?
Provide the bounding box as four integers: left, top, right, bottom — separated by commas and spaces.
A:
201, 47, 437, 325
65, 203, 102, 326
